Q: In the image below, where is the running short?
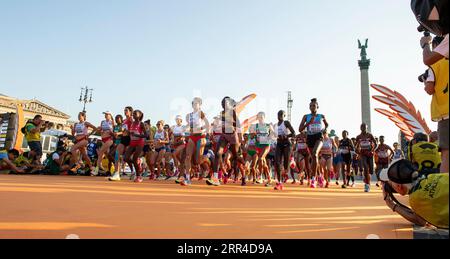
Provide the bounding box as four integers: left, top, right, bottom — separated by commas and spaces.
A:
129, 140, 144, 148
255, 146, 268, 156
321, 154, 332, 161
188, 135, 206, 145
307, 133, 323, 149
155, 147, 165, 153
377, 157, 389, 165
248, 149, 257, 157
102, 136, 113, 143
342, 153, 352, 164
361, 155, 374, 174
120, 136, 131, 147
75, 136, 88, 143
220, 133, 239, 145
333, 154, 343, 165
143, 145, 151, 154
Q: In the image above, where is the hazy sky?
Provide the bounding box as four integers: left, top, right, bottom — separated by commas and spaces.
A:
0, 0, 434, 145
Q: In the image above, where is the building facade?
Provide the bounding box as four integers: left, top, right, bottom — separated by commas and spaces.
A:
0, 93, 72, 132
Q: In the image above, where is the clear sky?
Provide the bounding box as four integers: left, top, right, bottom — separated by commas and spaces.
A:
0, 0, 434, 145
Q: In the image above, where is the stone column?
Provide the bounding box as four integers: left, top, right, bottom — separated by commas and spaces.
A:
358, 39, 371, 132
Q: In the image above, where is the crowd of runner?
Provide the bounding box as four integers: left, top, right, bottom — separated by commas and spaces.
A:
1, 97, 442, 193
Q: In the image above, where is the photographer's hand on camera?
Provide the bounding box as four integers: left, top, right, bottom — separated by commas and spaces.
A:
382, 183, 397, 212
420, 35, 432, 49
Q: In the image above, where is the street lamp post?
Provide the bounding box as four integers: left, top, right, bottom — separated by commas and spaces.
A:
79, 87, 93, 113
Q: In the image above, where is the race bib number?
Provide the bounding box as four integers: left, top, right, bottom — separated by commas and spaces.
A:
360, 140, 371, 150
297, 143, 307, 150
378, 151, 389, 158
308, 123, 322, 134
258, 135, 270, 144
339, 148, 349, 154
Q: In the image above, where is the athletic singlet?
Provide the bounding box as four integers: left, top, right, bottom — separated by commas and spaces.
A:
188, 111, 206, 135
154, 130, 165, 141
172, 125, 185, 137
277, 121, 290, 137
101, 120, 113, 133
393, 149, 404, 160
306, 114, 323, 135
358, 135, 374, 156
339, 138, 352, 154
297, 141, 308, 152
122, 118, 132, 131
74, 122, 88, 136
377, 146, 390, 159
130, 122, 145, 145
221, 110, 238, 134
113, 124, 122, 144
321, 138, 333, 154
255, 123, 270, 146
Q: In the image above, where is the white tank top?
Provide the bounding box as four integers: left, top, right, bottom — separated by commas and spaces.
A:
172, 125, 185, 137
188, 112, 205, 134
101, 120, 113, 132
154, 130, 165, 141
277, 121, 290, 137
74, 122, 88, 136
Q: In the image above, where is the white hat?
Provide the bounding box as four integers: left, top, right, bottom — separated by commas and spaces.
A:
103, 111, 112, 115
379, 159, 419, 184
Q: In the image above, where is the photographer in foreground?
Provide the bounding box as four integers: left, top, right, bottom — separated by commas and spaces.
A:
380, 159, 448, 229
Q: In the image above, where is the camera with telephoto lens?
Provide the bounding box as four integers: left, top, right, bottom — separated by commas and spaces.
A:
417, 25, 431, 36
418, 69, 429, 83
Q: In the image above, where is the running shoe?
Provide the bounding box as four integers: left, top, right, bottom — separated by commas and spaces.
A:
206, 178, 220, 186
336, 181, 339, 186
274, 183, 282, 191
134, 176, 143, 183
364, 184, 370, 192
300, 179, 304, 185
142, 171, 149, 178
318, 176, 324, 188
175, 178, 182, 184
283, 174, 288, 183
330, 171, 335, 180
108, 172, 121, 181
325, 182, 329, 188
241, 181, 247, 186
341, 184, 347, 189
310, 179, 316, 188
351, 182, 355, 188
265, 182, 271, 187
255, 179, 263, 184
70, 164, 82, 173
180, 180, 191, 186
223, 176, 229, 185
376, 182, 380, 188
291, 180, 297, 184
91, 167, 99, 176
